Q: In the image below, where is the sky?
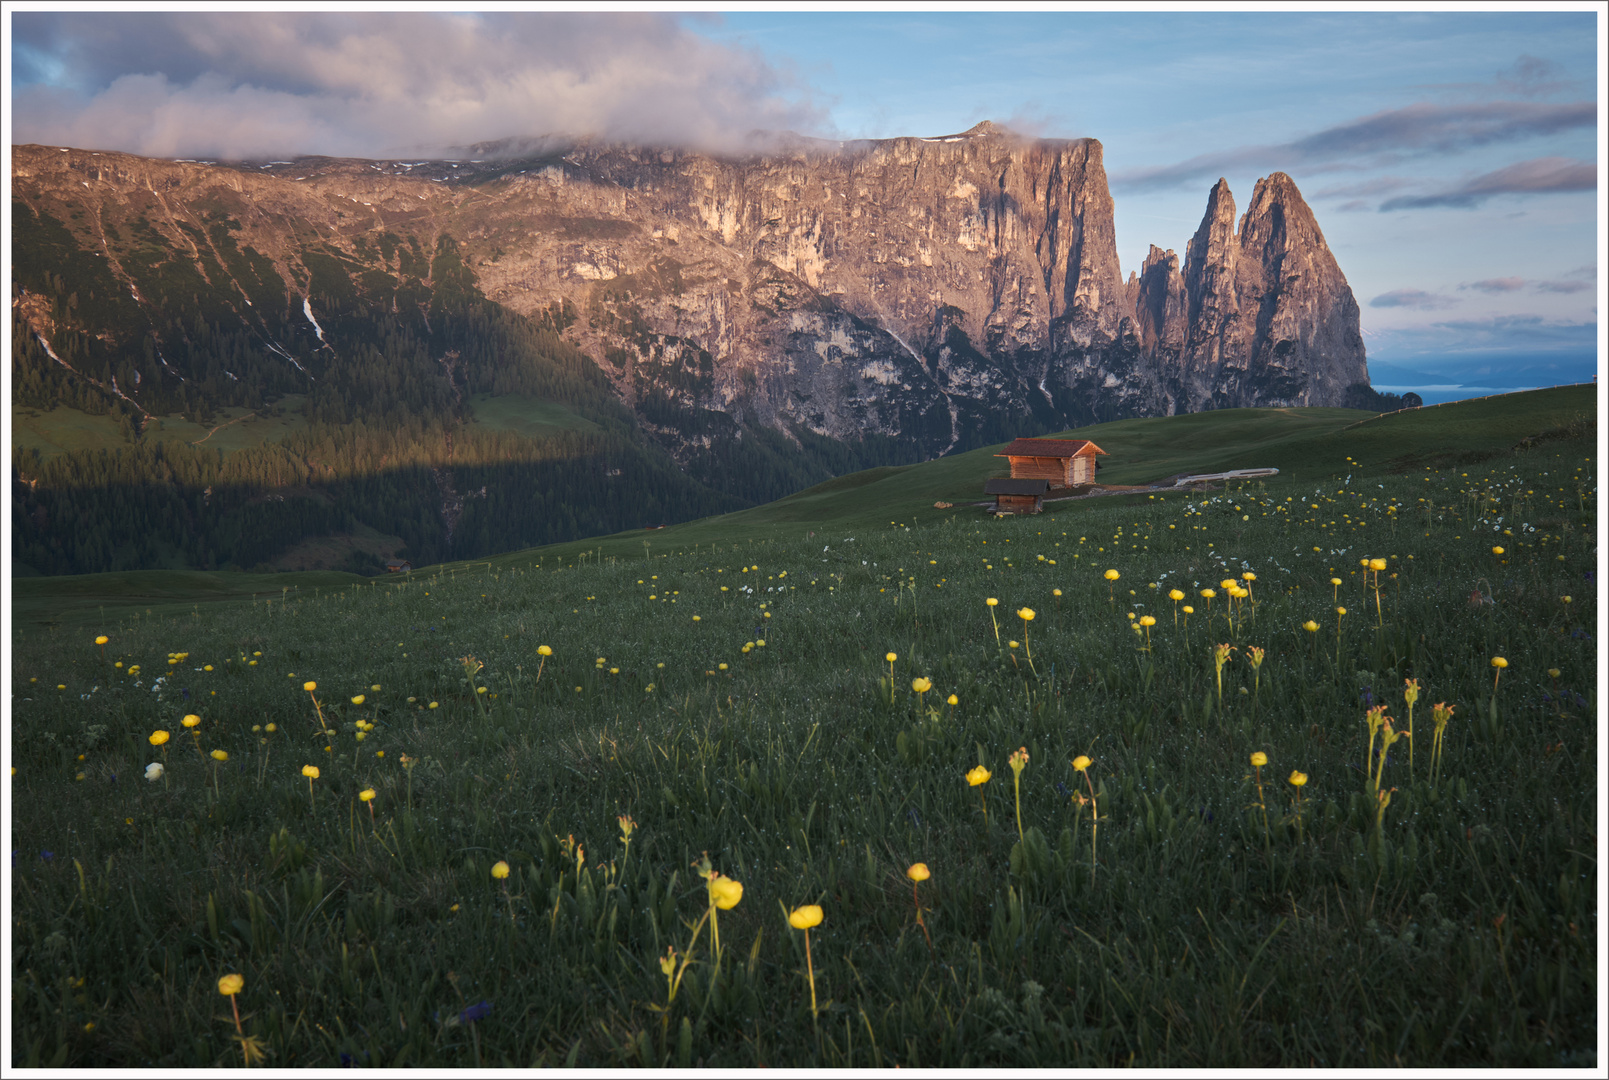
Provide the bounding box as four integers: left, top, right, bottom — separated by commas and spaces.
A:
7, 7, 1604, 394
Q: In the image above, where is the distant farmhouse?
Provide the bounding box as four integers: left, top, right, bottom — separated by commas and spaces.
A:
997, 437, 1107, 487
986, 437, 1107, 513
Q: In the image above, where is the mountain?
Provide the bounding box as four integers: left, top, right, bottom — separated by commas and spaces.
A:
10, 125, 1374, 576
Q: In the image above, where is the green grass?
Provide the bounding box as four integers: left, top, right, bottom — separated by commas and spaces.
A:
11, 405, 129, 460
467, 393, 602, 438
12, 397, 311, 462
8, 388, 1597, 1067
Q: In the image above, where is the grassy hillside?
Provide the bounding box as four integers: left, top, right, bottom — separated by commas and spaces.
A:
14, 385, 1594, 627
8, 393, 1596, 1066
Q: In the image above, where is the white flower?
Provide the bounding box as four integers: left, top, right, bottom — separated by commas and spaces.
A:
145, 763, 164, 781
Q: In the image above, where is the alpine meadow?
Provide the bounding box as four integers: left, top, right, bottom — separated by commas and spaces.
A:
9, 386, 1598, 1068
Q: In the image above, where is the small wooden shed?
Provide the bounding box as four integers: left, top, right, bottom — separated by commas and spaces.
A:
996, 437, 1107, 489
385, 559, 412, 573
984, 477, 1050, 514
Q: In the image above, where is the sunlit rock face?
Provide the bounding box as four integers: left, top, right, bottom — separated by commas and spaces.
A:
12, 125, 1366, 464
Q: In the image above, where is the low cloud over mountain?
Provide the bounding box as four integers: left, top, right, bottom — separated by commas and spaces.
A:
10, 12, 826, 159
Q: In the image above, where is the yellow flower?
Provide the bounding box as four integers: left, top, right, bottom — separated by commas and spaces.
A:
428, 701, 439, 709
1369, 558, 1387, 571
217, 974, 244, 996
265, 723, 277, 733
1288, 771, 1308, 787
1492, 546, 1504, 555
1169, 589, 1185, 601
886, 652, 898, 663
370, 684, 381, 692
966, 765, 992, 786
148, 730, 170, 746
351, 694, 366, 705
1250, 752, 1268, 768
1336, 606, 1347, 616
906, 863, 930, 882
1303, 620, 1320, 632
1561, 595, 1572, 604
1548, 668, 1561, 679
1182, 605, 1194, 614
1139, 615, 1156, 627
302, 765, 320, 779
210, 749, 228, 762
1490, 656, 1507, 668
95, 635, 109, 645
491, 860, 510, 879
1243, 571, 1258, 582
359, 789, 376, 802
911, 677, 932, 694
1053, 588, 1062, 597
1200, 588, 1216, 599
1104, 570, 1120, 581
709, 877, 743, 910
1220, 578, 1236, 590
947, 694, 959, 706
1330, 577, 1342, 586
303, 681, 317, 692
1017, 607, 1035, 622
788, 904, 823, 929
1072, 755, 1092, 772
537, 645, 552, 656
986, 597, 999, 607
182, 715, 201, 729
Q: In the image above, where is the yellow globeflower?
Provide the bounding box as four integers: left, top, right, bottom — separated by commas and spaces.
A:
182, 714, 201, 729
1072, 755, 1092, 772
1492, 546, 1504, 555
218, 974, 244, 996
906, 863, 931, 882
149, 730, 170, 746
1104, 569, 1120, 581
351, 695, 366, 706
537, 645, 552, 656
491, 860, 510, 879
1288, 771, 1308, 787
709, 877, 743, 909
886, 652, 898, 663
1336, 606, 1347, 616
302, 765, 320, 779
788, 904, 823, 930
1201, 588, 1216, 599
211, 749, 228, 762
1139, 615, 1156, 627
1490, 656, 1507, 668
1250, 752, 1268, 768
1369, 558, 1387, 571
1330, 578, 1342, 586
911, 677, 932, 694
359, 789, 376, 802
1303, 621, 1320, 632
966, 765, 992, 786
303, 681, 317, 692
1169, 589, 1185, 601
986, 598, 999, 607
95, 635, 109, 645
1017, 607, 1035, 622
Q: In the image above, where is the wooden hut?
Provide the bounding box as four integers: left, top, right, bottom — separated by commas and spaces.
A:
984, 477, 1050, 514
995, 437, 1107, 489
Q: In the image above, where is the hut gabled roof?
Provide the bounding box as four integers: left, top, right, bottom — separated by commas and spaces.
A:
996, 438, 1107, 458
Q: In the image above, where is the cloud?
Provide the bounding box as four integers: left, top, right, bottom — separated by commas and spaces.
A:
9, 12, 829, 159
1370, 289, 1458, 310
1493, 54, 1572, 99
1379, 156, 1597, 211
1534, 279, 1594, 294
1364, 317, 1599, 381
1460, 277, 1526, 293
1113, 100, 1596, 191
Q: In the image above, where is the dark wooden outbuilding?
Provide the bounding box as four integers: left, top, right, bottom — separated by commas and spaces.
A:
996, 437, 1107, 489
984, 477, 1050, 514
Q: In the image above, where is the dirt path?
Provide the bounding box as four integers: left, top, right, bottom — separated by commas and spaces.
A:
190, 411, 258, 446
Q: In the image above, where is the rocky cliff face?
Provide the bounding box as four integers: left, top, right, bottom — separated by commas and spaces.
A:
12, 124, 1369, 467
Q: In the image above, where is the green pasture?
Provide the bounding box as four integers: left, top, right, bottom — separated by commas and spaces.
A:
467, 393, 601, 438
7, 389, 1597, 1067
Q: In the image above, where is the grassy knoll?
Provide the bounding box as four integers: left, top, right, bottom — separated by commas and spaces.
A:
8, 391, 1597, 1067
